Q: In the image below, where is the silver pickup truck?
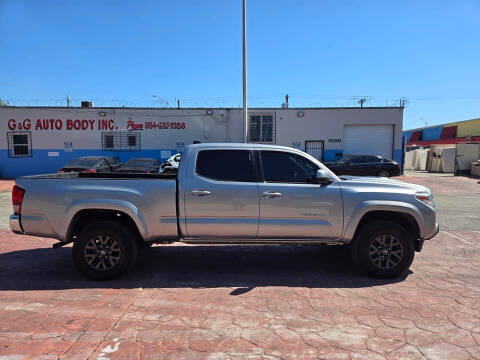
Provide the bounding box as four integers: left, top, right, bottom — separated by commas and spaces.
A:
10, 143, 438, 280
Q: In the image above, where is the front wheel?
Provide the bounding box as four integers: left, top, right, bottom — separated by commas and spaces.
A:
350, 220, 414, 278
73, 221, 138, 280
378, 170, 390, 177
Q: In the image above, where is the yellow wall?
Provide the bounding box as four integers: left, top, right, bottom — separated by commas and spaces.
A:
449, 118, 480, 138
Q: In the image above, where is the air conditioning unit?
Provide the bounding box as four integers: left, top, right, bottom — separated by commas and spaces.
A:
81, 101, 93, 108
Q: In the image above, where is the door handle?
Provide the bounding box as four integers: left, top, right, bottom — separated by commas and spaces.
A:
191, 189, 211, 196
261, 191, 282, 198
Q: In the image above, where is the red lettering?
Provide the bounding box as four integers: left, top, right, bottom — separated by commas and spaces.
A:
35, 119, 42, 130
81, 119, 88, 130
23, 119, 31, 130
8, 119, 16, 130
49, 119, 55, 129
88, 119, 95, 130
73, 120, 81, 130
67, 119, 73, 130
42, 119, 49, 130
108, 119, 114, 130
55, 119, 62, 130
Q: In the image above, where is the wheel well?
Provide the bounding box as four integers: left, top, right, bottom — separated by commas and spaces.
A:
354, 211, 420, 241
67, 209, 144, 244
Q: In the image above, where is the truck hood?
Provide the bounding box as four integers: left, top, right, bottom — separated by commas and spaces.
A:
339, 175, 430, 194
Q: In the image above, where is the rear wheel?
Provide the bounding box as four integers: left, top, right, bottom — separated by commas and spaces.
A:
350, 220, 414, 278
73, 221, 138, 280
378, 170, 390, 177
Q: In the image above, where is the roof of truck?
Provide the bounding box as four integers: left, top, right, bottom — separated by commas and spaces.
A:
186, 143, 295, 150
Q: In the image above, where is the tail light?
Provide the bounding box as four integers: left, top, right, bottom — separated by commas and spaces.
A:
12, 185, 25, 215
89, 169, 96, 173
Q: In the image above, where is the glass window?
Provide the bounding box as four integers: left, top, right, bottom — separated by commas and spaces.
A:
128, 135, 136, 147
261, 151, 319, 183
105, 135, 114, 149
8, 132, 32, 158
248, 115, 275, 143
102, 132, 140, 151
349, 156, 366, 164
196, 150, 255, 182
364, 156, 382, 163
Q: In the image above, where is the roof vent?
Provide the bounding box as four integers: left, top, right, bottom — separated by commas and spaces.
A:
81, 101, 93, 108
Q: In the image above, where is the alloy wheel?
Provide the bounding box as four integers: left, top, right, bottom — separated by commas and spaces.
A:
368, 234, 404, 269
84, 235, 122, 271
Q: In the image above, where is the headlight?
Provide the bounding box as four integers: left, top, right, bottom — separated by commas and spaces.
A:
416, 193, 435, 208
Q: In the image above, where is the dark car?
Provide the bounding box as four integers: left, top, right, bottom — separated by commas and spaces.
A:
324, 154, 400, 177
58, 156, 121, 173
116, 158, 160, 173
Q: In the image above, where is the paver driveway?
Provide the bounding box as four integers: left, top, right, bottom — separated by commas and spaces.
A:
0, 176, 479, 359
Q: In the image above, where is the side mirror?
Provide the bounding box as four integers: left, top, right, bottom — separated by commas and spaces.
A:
316, 169, 333, 185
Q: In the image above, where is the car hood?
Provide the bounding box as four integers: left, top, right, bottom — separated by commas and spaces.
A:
339, 175, 430, 194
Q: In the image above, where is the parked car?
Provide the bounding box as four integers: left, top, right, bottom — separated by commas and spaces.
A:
324, 154, 400, 177
116, 158, 160, 173
10, 143, 438, 280
160, 153, 181, 174
58, 156, 121, 173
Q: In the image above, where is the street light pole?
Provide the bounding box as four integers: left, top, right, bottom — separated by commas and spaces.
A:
242, 0, 248, 143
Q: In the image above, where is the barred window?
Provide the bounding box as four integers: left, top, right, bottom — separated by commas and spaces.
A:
248, 114, 275, 143
102, 132, 141, 151
7, 131, 32, 157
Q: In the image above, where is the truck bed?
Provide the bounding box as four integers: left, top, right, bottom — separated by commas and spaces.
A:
15, 173, 178, 242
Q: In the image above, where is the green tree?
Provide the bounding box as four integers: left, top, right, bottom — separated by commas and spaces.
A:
0, 98, 9, 107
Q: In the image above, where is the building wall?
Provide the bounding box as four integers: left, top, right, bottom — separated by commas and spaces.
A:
228, 107, 403, 162
403, 118, 480, 142
450, 118, 480, 138
1, 107, 403, 177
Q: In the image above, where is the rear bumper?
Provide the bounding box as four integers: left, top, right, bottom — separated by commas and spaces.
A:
9, 214, 23, 234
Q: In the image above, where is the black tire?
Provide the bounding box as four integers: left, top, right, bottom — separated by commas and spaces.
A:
378, 170, 390, 177
73, 221, 138, 280
138, 241, 153, 249
350, 220, 414, 278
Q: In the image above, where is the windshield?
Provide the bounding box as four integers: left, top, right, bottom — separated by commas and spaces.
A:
124, 159, 153, 167
64, 158, 99, 167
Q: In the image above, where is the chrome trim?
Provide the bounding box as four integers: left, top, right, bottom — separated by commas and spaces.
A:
9, 214, 23, 233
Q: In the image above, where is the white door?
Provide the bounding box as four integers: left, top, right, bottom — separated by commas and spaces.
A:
343, 125, 394, 159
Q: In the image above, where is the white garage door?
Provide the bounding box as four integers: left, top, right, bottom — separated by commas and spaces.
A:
343, 125, 394, 159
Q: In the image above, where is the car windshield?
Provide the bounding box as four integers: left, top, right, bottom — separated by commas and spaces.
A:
64, 158, 99, 167
337, 155, 354, 164
124, 159, 153, 167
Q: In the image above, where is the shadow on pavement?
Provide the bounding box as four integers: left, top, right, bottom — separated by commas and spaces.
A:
0, 244, 410, 291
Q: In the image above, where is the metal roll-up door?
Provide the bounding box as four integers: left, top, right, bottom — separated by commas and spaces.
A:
343, 125, 394, 159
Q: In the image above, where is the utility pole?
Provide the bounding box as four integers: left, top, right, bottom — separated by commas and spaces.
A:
285, 94, 289, 108
177, 98, 180, 109
242, 0, 248, 143
66, 96, 71, 108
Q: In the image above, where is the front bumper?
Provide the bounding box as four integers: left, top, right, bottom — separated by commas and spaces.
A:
9, 214, 23, 234
423, 222, 439, 241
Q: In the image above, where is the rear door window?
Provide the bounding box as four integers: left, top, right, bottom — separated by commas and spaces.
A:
349, 156, 367, 164
196, 150, 256, 182
364, 155, 382, 163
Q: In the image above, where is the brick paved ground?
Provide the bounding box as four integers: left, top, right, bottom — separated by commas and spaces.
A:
0, 174, 479, 359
